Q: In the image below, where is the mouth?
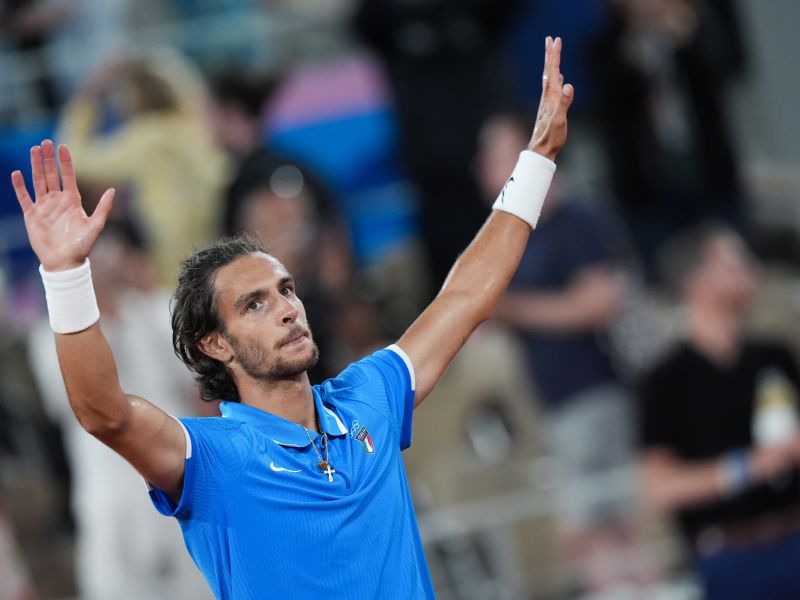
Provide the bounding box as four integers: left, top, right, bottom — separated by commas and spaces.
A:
281, 333, 308, 348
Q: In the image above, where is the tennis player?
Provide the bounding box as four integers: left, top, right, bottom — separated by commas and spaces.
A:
11, 38, 573, 599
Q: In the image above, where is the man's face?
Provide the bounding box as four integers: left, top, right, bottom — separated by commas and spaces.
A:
238, 187, 317, 274
695, 233, 759, 311
211, 252, 319, 381
475, 116, 530, 204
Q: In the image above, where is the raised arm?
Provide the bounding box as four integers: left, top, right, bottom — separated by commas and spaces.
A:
397, 37, 574, 404
10, 141, 186, 498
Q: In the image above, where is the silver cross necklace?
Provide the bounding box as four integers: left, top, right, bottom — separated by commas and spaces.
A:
303, 422, 335, 483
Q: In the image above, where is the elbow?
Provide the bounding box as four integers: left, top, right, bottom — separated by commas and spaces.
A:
80, 414, 128, 439
74, 397, 131, 439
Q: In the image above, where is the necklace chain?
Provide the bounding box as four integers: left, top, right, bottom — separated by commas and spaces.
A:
303, 420, 335, 482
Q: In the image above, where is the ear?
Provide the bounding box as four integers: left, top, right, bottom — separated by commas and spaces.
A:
197, 331, 233, 364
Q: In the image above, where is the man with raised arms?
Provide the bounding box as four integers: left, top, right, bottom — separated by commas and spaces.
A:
10, 38, 573, 599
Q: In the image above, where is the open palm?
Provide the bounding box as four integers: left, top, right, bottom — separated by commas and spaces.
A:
11, 140, 114, 272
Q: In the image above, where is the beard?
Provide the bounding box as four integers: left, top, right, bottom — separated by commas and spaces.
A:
225, 325, 319, 381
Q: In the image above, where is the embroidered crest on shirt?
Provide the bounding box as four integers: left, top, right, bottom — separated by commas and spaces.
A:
355, 426, 375, 454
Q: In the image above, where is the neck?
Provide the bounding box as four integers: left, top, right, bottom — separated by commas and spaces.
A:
236, 372, 317, 431
686, 301, 743, 365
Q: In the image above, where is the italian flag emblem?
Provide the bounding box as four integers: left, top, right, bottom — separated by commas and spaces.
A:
355, 426, 375, 454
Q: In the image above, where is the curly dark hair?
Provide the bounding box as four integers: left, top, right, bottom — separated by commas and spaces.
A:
171, 233, 268, 402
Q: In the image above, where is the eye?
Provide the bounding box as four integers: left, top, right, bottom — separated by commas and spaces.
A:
245, 300, 263, 313
280, 285, 295, 297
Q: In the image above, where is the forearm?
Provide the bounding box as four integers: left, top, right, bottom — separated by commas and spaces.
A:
642, 457, 725, 513
497, 264, 622, 333
497, 290, 606, 333
55, 323, 131, 436
642, 439, 800, 515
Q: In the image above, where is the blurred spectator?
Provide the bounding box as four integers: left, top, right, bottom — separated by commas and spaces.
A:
208, 71, 274, 163
0, 269, 35, 600
589, 0, 747, 276
230, 163, 383, 382
478, 113, 643, 595
0, 505, 34, 600
57, 47, 229, 287
0, 0, 69, 110
27, 224, 213, 600
46, 0, 133, 100
639, 223, 800, 599
354, 0, 522, 289
207, 69, 337, 238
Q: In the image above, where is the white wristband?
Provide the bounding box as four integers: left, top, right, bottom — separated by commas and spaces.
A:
39, 259, 100, 334
492, 150, 556, 229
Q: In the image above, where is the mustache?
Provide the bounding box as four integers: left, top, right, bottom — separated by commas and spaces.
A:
276, 324, 311, 348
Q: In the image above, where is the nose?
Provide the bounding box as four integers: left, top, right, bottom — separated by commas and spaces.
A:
279, 295, 298, 325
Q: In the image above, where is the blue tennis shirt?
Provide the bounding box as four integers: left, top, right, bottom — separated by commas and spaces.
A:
149, 345, 435, 599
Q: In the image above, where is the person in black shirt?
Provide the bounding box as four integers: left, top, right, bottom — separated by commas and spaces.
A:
639, 223, 800, 600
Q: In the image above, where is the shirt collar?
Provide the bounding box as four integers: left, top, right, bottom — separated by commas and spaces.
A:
219, 389, 348, 447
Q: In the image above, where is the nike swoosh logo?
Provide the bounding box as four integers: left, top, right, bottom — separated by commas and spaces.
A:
500, 176, 514, 204
270, 461, 301, 473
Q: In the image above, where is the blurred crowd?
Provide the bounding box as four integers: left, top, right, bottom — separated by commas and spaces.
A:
2, 1, 800, 599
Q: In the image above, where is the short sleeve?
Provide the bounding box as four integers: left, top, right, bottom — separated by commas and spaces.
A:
149, 417, 249, 519
331, 346, 416, 450
638, 367, 680, 450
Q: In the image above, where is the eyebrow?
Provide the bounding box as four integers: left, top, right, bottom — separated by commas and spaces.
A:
234, 288, 267, 311
232, 277, 295, 311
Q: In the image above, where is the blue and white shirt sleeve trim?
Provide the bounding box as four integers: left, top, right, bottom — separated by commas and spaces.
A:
148, 417, 197, 518
386, 344, 415, 450
144, 417, 192, 493
177, 418, 193, 459
387, 344, 416, 391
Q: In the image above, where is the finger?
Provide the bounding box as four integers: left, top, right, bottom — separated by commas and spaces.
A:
41, 139, 61, 193
549, 37, 563, 89
30, 145, 47, 199
561, 83, 575, 108
542, 36, 552, 82
11, 170, 34, 214
89, 188, 115, 234
58, 144, 78, 194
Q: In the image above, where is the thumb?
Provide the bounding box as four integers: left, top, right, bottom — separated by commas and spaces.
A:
560, 84, 575, 110
89, 188, 115, 233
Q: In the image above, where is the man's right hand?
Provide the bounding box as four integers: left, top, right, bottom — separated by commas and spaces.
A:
11, 140, 114, 272
528, 36, 574, 161
749, 433, 800, 484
